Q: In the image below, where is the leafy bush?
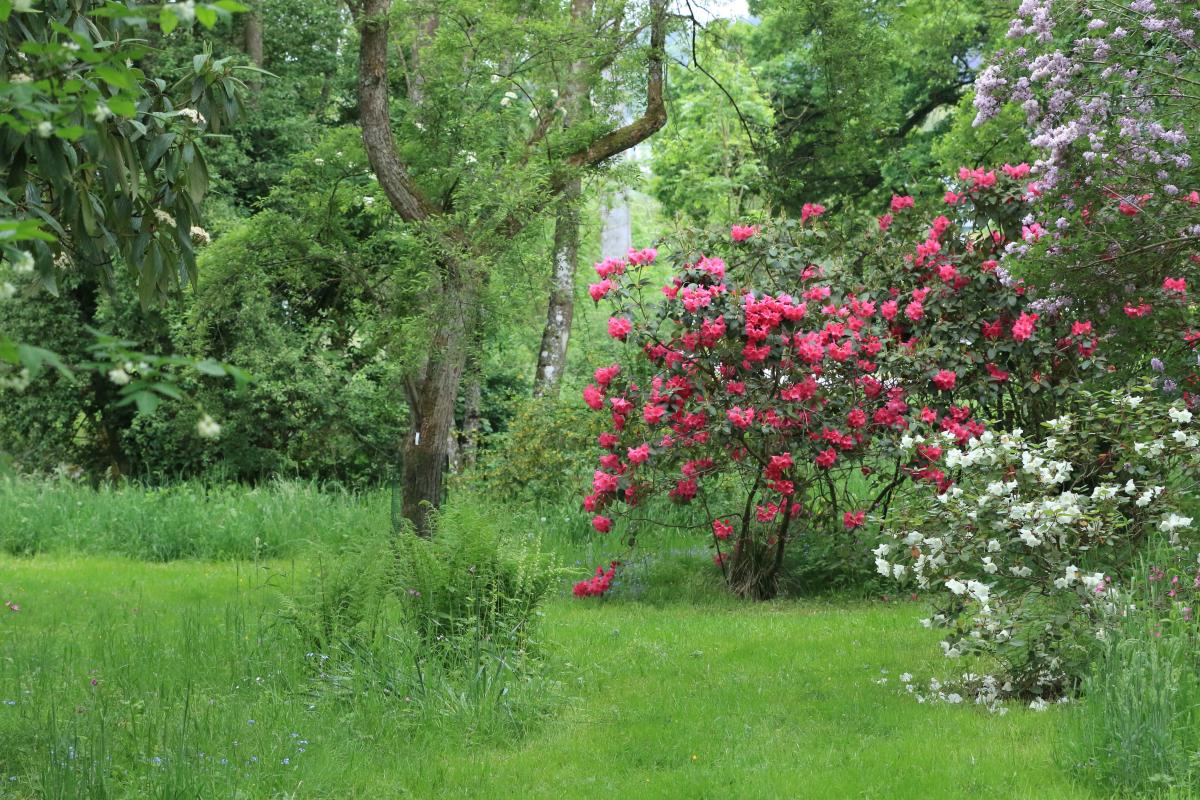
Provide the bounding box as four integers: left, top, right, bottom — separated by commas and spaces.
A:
276, 529, 396, 658
879, 387, 1200, 698
477, 393, 605, 508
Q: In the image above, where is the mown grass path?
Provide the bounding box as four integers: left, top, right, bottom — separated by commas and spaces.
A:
0, 557, 1092, 799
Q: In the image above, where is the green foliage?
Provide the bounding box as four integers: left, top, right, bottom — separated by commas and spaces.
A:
0, 0, 248, 302
477, 393, 605, 507
652, 21, 773, 225
747, 0, 1010, 212
276, 527, 396, 658
144, 0, 353, 212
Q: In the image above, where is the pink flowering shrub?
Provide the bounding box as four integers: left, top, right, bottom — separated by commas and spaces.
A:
576, 169, 1098, 599
878, 387, 1200, 699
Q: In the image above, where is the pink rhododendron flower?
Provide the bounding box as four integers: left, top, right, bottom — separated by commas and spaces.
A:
727, 406, 755, 429
932, 370, 957, 391
1012, 312, 1039, 341
712, 518, 733, 540
627, 247, 657, 265
1002, 162, 1031, 179
801, 203, 826, 223
592, 515, 613, 533
594, 364, 620, 386
890, 195, 915, 212
730, 225, 759, 242
843, 510, 865, 530
588, 279, 614, 302
607, 316, 632, 340
594, 257, 626, 278
627, 443, 650, 464
583, 384, 604, 410
574, 561, 619, 597
1164, 276, 1187, 294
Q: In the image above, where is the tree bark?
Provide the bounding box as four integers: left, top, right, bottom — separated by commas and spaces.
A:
533, 177, 582, 397
399, 285, 475, 535
243, 3, 264, 92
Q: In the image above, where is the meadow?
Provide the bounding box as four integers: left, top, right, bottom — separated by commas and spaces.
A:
0, 481, 1099, 800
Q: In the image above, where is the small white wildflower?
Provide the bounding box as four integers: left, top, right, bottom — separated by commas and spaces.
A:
178, 108, 206, 126
197, 414, 221, 439
362, 196, 374, 206
1121, 395, 1143, 409
313, 157, 325, 166
1160, 513, 1193, 533
189, 226, 211, 246
154, 209, 176, 227
0, 282, 15, 301
37, 121, 53, 138
945, 578, 967, 596
107, 368, 131, 386
93, 102, 111, 123
10, 73, 33, 84
1169, 406, 1193, 424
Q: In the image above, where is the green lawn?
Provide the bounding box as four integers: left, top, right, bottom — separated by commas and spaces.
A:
0, 556, 1095, 799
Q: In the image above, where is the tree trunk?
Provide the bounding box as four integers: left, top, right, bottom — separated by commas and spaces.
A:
243, 4, 264, 92
726, 539, 784, 601
401, 327, 469, 535
533, 177, 581, 397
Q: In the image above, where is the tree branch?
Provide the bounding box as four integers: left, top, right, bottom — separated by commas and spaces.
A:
349, 0, 440, 223
565, 0, 667, 168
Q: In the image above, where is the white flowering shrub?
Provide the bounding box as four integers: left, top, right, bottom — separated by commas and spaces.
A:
878, 387, 1200, 699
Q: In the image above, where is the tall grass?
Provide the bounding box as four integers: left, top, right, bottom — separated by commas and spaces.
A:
0, 477, 691, 568
1065, 605, 1200, 796
0, 478, 389, 560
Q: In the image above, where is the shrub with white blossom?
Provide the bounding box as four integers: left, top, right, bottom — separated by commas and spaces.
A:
878, 386, 1200, 699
